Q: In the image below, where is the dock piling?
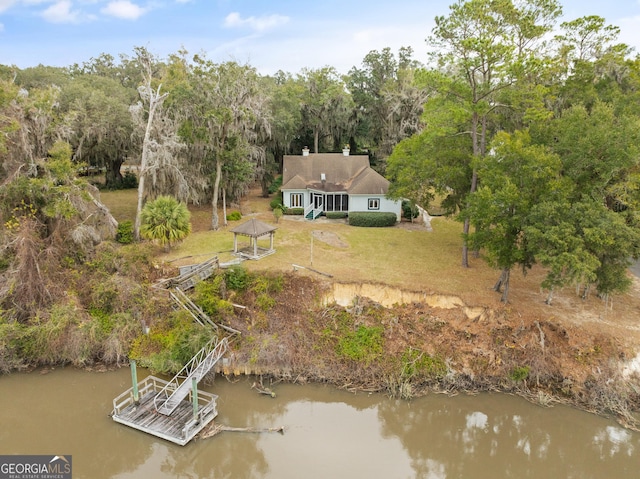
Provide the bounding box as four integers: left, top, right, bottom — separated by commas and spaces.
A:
192, 377, 199, 424
130, 360, 140, 405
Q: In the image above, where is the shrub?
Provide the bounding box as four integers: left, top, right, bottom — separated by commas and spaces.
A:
401, 200, 419, 220
193, 276, 234, 319
256, 293, 276, 312
348, 212, 397, 227
252, 274, 284, 295
268, 176, 282, 194
115, 220, 134, 244
129, 312, 212, 374
337, 325, 384, 363
510, 365, 530, 382
284, 208, 304, 215
270, 195, 283, 210
400, 348, 447, 380
225, 265, 251, 292
226, 211, 242, 221
325, 211, 348, 219
121, 171, 138, 189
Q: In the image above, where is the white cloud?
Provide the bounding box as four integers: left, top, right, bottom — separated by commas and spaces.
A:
0, 1, 17, 14
1, 0, 55, 12
41, 0, 81, 23
101, 0, 147, 20
223, 12, 289, 32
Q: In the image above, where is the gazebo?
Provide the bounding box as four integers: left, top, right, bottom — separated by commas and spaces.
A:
229, 218, 277, 260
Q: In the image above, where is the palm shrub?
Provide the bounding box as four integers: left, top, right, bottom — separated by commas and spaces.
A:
140, 196, 191, 250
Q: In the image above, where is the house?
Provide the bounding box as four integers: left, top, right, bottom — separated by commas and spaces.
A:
281, 147, 401, 220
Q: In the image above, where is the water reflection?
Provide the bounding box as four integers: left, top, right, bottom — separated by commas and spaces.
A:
376, 393, 638, 478
1, 369, 639, 478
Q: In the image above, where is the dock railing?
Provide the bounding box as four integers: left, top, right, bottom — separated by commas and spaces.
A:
154, 336, 229, 416
112, 375, 218, 442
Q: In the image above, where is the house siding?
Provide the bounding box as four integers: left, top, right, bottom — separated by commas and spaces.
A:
283, 190, 308, 209
349, 194, 401, 220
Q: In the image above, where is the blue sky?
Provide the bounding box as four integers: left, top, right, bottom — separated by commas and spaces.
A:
2, 0, 640, 74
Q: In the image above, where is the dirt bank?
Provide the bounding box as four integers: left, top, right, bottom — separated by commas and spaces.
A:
212, 272, 640, 429
173, 188, 640, 427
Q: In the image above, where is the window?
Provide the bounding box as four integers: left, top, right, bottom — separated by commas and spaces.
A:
326, 194, 334, 212
339, 194, 349, 211
290, 193, 303, 208
368, 198, 380, 210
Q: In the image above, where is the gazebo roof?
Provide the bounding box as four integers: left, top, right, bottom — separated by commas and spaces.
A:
230, 218, 277, 237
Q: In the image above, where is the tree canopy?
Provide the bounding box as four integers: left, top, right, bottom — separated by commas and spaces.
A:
1, 0, 639, 306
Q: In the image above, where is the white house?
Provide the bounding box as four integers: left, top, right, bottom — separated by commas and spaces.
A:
281, 148, 401, 220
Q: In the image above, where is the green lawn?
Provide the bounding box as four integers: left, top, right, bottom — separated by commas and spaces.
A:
100, 187, 501, 304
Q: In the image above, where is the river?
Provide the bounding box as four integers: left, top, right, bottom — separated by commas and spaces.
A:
0, 367, 638, 478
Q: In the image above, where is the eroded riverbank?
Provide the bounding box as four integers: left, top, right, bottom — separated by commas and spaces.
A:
211, 275, 640, 430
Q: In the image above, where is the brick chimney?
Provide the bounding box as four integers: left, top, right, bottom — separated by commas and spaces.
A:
302, 146, 310, 157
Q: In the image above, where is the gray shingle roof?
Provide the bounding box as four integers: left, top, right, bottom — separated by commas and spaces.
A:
281, 153, 390, 194
230, 218, 277, 237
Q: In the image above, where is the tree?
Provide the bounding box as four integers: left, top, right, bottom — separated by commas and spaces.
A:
178, 56, 269, 230
299, 67, 353, 153
130, 47, 173, 240
387, 85, 473, 215
530, 102, 640, 301
463, 130, 563, 302
259, 72, 303, 195
426, 0, 562, 267
60, 74, 135, 188
140, 195, 191, 250
347, 47, 427, 165
0, 140, 117, 321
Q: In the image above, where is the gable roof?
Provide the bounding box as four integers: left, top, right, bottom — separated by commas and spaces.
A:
281, 153, 390, 195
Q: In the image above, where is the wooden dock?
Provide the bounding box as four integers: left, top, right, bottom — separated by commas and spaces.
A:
112, 375, 218, 446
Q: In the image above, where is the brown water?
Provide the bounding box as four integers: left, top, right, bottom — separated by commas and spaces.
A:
0, 367, 638, 478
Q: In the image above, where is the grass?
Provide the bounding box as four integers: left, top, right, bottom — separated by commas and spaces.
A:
98, 188, 138, 222
99, 185, 640, 378
100, 187, 501, 304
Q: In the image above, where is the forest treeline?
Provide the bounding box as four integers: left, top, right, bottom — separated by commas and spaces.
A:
0, 0, 639, 344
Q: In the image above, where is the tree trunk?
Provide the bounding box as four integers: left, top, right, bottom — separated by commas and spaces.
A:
545, 288, 554, 306
500, 270, 510, 303
462, 218, 470, 268
105, 156, 124, 189
211, 157, 222, 230
222, 188, 228, 227
462, 168, 479, 268
314, 129, 319, 153
134, 84, 167, 240
493, 268, 511, 303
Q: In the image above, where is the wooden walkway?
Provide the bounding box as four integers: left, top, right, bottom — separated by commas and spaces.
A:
154, 337, 228, 416
112, 376, 217, 446
112, 257, 240, 445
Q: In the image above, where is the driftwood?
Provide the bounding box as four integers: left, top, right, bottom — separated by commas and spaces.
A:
251, 381, 276, 397
200, 422, 285, 439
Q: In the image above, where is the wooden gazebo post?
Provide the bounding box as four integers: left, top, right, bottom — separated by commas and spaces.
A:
229, 218, 277, 260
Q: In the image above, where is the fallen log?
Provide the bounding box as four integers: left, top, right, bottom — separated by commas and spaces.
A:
200, 423, 285, 439
251, 381, 276, 397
